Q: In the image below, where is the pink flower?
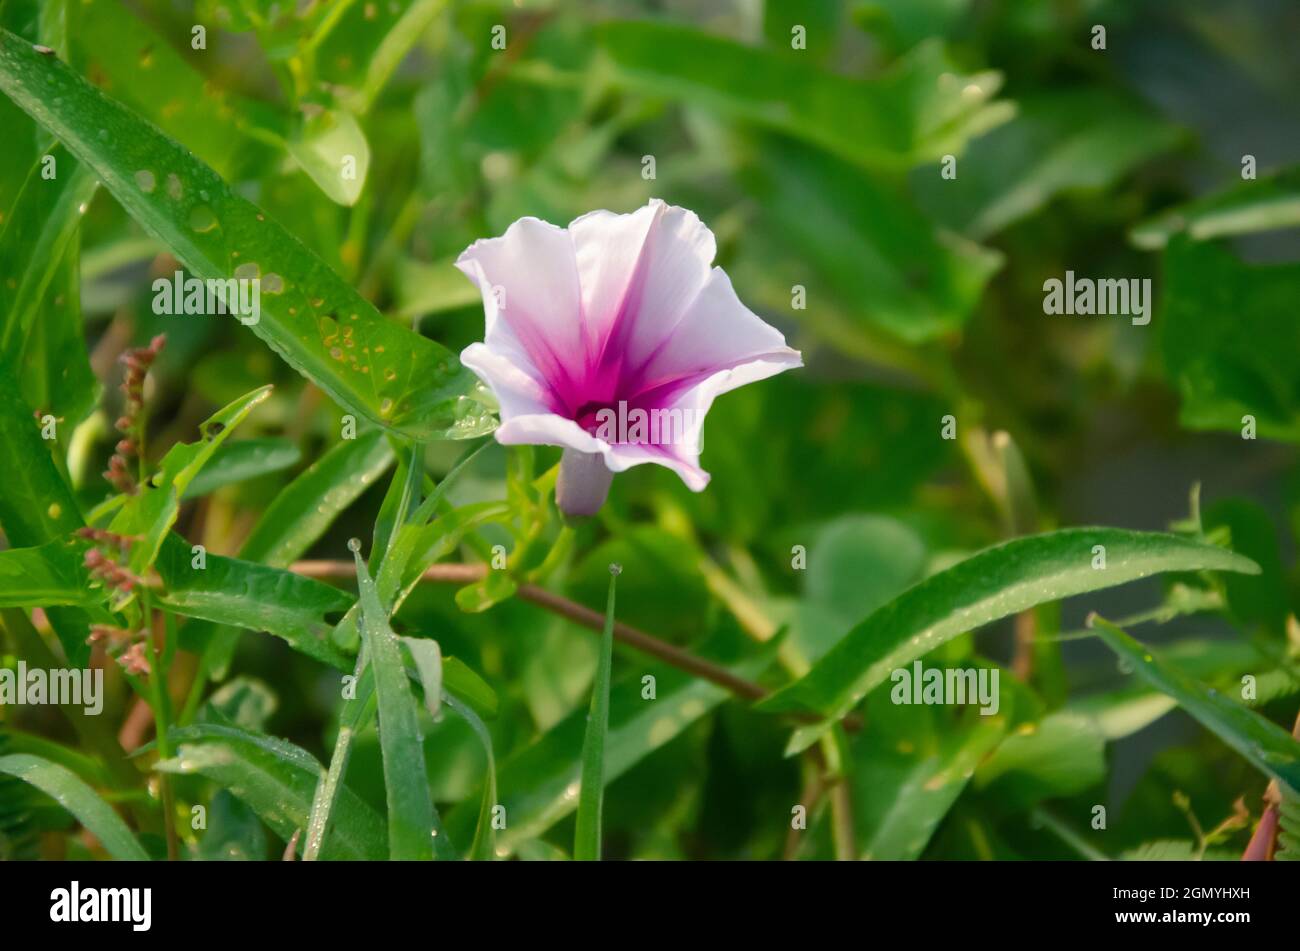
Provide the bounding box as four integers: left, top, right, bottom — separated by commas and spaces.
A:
457, 199, 802, 515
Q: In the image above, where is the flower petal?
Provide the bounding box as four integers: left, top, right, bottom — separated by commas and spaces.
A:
459, 342, 555, 418
630, 266, 803, 403
600, 440, 711, 492
495, 412, 603, 455
456, 216, 585, 410
570, 199, 717, 396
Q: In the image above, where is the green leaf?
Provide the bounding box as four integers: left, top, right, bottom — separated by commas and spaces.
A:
1090, 617, 1300, 796
574, 569, 617, 861
402, 636, 442, 719
0, 29, 495, 441
0, 537, 99, 608
442, 655, 499, 721
154, 533, 353, 671
1132, 165, 1300, 250
181, 438, 302, 500
304, 650, 372, 862
1122, 839, 1239, 862
285, 109, 370, 207
759, 528, 1260, 753
157, 722, 386, 860
1278, 793, 1300, 861
1160, 236, 1300, 442
0, 753, 147, 860
350, 541, 448, 860
598, 24, 1011, 170
443, 693, 497, 861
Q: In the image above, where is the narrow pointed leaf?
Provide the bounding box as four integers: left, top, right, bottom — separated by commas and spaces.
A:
180, 438, 302, 500
304, 650, 373, 862
351, 543, 449, 860
157, 723, 385, 860
444, 694, 498, 861
153, 534, 353, 670
1091, 617, 1300, 796
0, 753, 147, 860
759, 528, 1260, 753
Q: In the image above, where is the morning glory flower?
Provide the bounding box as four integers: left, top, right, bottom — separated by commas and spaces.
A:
457, 199, 803, 516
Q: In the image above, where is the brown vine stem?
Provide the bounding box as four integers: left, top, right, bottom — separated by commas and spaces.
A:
290, 559, 861, 733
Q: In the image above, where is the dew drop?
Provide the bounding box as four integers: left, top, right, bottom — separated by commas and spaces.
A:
166, 174, 183, 201
383, 368, 396, 381
330, 347, 344, 360
47, 503, 61, 520
347, 537, 362, 553
233, 262, 260, 281
379, 398, 394, 416
134, 169, 156, 193
262, 273, 284, 294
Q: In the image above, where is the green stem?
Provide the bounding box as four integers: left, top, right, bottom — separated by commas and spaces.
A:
142, 592, 178, 861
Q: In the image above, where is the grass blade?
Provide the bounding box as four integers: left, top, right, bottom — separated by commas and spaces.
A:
573, 565, 618, 861
0, 753, 147, 860
303, 648, 374, 861
157, 722, 385, 860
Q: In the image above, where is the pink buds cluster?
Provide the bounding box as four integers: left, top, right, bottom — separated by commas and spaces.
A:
83, 546, 144, 594
75, 526, 140, 551
118, 642, 152, 677
87, 625, 151, 676
104, 334, 166, 494
80, 530, 153, 676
